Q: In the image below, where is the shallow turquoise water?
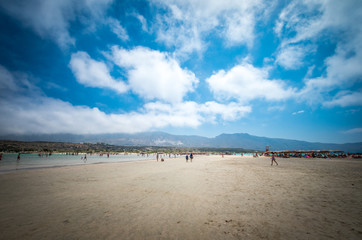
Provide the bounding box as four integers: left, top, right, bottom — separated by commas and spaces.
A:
0, 153, 173, 173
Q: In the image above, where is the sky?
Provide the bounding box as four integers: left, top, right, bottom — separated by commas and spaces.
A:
0, 0, 361, 144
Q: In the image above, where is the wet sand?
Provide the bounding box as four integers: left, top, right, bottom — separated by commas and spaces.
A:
0, 155, 361, 239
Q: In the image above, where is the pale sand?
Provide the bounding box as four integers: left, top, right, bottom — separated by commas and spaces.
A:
0, 155, 361, 240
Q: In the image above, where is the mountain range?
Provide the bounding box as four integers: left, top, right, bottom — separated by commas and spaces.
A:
1, 132, 361, 153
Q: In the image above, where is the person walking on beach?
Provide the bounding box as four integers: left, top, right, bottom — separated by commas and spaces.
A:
185, 154, 189, 163
190, 153, 193, 163
16, 153, 21, 170
271, 153, 278, 166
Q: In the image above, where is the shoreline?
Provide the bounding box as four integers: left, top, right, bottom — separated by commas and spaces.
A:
0, 153, 173, 175
0, 155, 361, 239
0, 158, 160, 175
1, 154, 358, 175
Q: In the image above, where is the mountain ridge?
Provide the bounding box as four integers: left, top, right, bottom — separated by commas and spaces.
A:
0, 132, 361, 152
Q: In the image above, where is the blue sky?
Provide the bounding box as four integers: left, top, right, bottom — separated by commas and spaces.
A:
0, 0, 361, 143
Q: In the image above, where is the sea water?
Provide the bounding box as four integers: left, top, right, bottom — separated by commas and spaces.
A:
0, 153, 170, 173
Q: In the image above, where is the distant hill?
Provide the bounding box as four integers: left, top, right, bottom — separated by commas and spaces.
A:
1, 132, 361, 153
211, 133, 362, 153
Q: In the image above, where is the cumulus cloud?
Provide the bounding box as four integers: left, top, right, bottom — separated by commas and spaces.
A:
0, 97, 250, 135
0, 0, 115, 48
151, 0, 269, 56
69, 51, 128, 94
143, 101, 251, 127
207, 61, 295, 103
111, 46, 198, 103
0, 96, 196, 135
199, 101, 252, 122
69, 47, 199, 103
0, 65, 249, 135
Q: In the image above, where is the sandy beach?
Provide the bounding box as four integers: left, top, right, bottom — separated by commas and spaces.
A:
0, 155, 361, 239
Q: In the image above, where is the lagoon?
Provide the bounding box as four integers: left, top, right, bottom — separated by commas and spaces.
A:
0, 153, 164, 173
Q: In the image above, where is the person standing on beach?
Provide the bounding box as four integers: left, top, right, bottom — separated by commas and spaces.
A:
271, 153, 278, 166
190, 153, 193, 163
185, 154, 189, 163
17, 153, 21, 161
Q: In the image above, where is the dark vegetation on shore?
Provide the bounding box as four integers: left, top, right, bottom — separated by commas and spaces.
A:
0, 140, 256, 154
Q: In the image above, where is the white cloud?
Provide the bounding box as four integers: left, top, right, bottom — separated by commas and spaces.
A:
276, 45, 313, 70
133, 13, 149, 32
0, 0, 114, 48
299, 34, 362, 105
223, 7, 256, 48
207, 61, 295, 103
276, 0, 362, 46
69, 51, 128, 93
0, 98, 250, 135
107, 18, 129, 41
128, 101, 251, 129
0, 65, 41, 95
292, 110, 304, 115
111, 46, 198, 103
274, 1, 324, 45
0, 67, 189, 134
70, 47, 199, 103
276, 0, 362, 106
301, 35, 362, 95
323, 91, 362, 108
342, 128, 362, 134
0, 65, 19, 92
267, 105, 286, 112
151, 0, 269, 56
141, 101, 203, 128
155, 15, 206, 58
199, 101, 251, 122
0, 65, 249, 135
